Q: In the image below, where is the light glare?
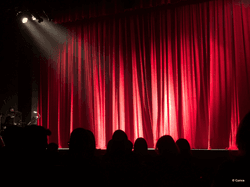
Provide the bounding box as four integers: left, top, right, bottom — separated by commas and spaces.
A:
22, 17, 28, 23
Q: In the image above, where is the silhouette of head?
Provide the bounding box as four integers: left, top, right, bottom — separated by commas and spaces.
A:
110, 130, 128, 154
176, 138, 191, 156
156, 135, 179, 156
69, 128, 96, 157
112, 129, 128, 142
23, 125, 50, 152
236, 112, 250, 155
134, 137, 148, 155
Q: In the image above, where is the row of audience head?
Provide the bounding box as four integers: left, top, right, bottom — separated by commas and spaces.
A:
0, 125, 192, 165
0, 112, 249, 187
1, 111, 250, 159
67, 128, 192, 160
68, 112, 250, 158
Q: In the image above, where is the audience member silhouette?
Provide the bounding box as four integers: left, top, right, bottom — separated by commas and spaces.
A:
3, 121, 244, 187
65, 128, 104, 186
103, 130, 139, 187
23, 125, 51, 152
1, 125, 24, 151
133, 137, 154, 187
156, 135, 179, 157
176, 138, 191, 158
134, 137, 151, 165
212, 112, 250, 186
176, 138, 200, 187
1, 125, 51, 185
134, 138, 147, 155
111, 129, 128, 155
2, 125, 50, 166
67, 128, 96, 160
21, 125, 51, 174
104, 129, 130, 161
154, 135, 181, 187
1, 126, 25, 170
236, 112, 250, 157
66, 128, 99, 169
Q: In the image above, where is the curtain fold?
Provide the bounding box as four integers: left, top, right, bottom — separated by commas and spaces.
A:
38, 0, 250, 149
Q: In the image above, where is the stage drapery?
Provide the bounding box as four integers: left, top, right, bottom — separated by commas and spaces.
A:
38, 0, 250, 149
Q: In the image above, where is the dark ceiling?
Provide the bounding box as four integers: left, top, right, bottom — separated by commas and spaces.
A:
0, 0, 194, 23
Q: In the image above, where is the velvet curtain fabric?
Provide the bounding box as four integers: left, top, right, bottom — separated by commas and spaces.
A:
38, 0, 250, 149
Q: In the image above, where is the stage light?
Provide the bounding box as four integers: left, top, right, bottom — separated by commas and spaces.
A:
33, 111, 41, 119
22, 17, 28, 23
31, 12, 43, 23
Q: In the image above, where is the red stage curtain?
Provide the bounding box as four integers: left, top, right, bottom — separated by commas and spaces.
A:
38, 0, 250, 149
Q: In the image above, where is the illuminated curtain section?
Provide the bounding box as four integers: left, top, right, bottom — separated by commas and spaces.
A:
38, 0, 250, 149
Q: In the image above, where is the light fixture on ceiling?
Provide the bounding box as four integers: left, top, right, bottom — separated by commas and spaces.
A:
22, 17, 28, 23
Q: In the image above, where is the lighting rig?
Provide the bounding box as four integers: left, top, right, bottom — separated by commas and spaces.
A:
0, 1, 53, 24
17, 10, 45, 24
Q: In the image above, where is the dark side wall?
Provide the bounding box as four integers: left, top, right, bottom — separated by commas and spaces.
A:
0, 18, 19, 124
0, 16, 38, 125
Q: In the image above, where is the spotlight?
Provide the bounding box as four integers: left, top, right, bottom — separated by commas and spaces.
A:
22, 17, 28, 23
28, 11, 43, 23
33, 111, 41, 119
17, 11, 32, 23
